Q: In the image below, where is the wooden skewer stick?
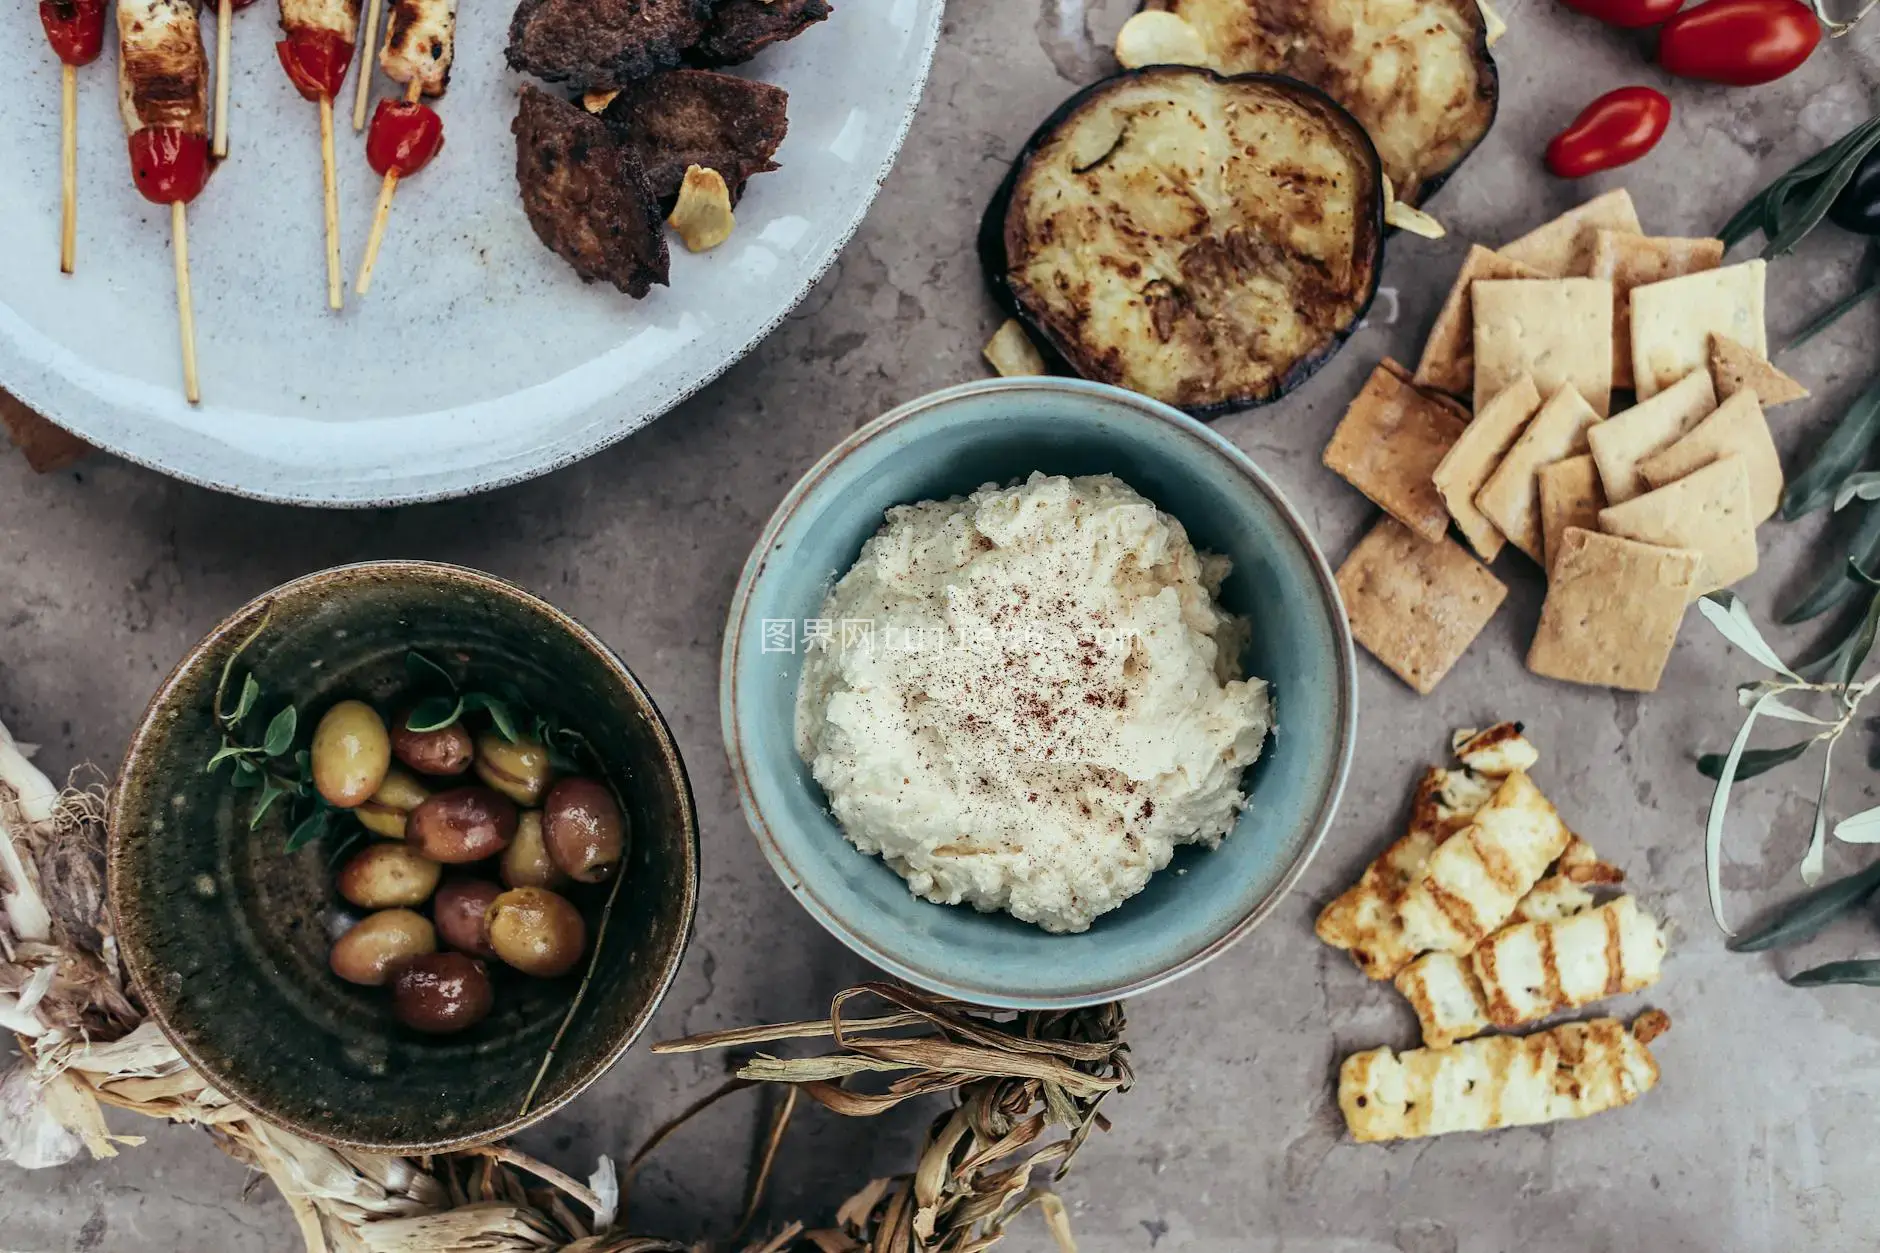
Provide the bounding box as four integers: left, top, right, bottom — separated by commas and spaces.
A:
212, 0, 232, 158
172, 200, 200, 405
60, 64, 77, 275
352, 0, 383, 132
320, 94, 342, 310
354, 79, 421, 296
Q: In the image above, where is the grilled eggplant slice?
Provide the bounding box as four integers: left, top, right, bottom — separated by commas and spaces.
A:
1142, 0, 1497, 206
982, 68, 1382, 415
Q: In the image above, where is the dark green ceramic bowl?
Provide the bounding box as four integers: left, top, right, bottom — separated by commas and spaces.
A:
109, 561, 698, 1152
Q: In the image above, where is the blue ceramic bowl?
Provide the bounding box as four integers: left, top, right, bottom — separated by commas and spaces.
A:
721, 379, 1356, 1007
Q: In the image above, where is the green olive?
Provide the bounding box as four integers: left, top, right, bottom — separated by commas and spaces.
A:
501, 811, 566, 889
485, 887, 586, 978
473, 733, 553, 806
329, 909, 435, 986
543, 777, 625, 884
336, 843, 442, 909
391, 710, 476, 777
390, 953, 493, 1034
355, 767, 431, 839
407, 787, 519, 863
311, 700, 392, 809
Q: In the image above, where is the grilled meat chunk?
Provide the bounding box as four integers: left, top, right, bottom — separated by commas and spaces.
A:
600, 69, 787, 205
688, 0, 831, 66
506, 0, 711, 90
513, 85, 670, 298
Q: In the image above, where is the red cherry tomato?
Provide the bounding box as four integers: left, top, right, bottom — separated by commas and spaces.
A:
128, 128, 211, 205
1658, 0, 1820, 86
38, 0, 107, 65
1559, 0, 1684, 27
366, 100, 446, 178
1546, 87, 1672, 178
275, 29, 354, 101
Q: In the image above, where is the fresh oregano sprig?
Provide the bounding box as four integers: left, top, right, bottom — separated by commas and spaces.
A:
403, 649, 592, 773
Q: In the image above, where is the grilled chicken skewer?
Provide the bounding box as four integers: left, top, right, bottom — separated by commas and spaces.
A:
118, 0, 213, 401
354, 0, 453, 295
39, 0, 109, 273
275, 0, 361, 308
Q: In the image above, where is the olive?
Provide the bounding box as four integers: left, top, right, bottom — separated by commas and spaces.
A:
543, 777, 625, 884
433, 878, 503, 959
336, 842, 443, 909
355, 767, 431, 839
485, 887, 586, 978
407, 787, 519, 863
473, 733, 553, 806
328, 909, 435, 986
311, 700, 392, 809
501, 811, 567, 889
1829, 146, 1880, 236
389, 952, 494, 1034
391, 710, 476, 777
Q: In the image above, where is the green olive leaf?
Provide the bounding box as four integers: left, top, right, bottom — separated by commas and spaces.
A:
463, 692, 520, 741
1781, 377, 1880, 521
1789, 959, 1880, 988
1797, 588, 1880, 682
1698, 740, 1816, 782
1789, 268, 1880, 354
406, 649, 458, 691
1765, 121, 1880, 258
250, 780, 285, 831
1784, 506, 1880, 624
405, 694, 463, 734
262, 705, 299, 758
1730, 860, 1880, 951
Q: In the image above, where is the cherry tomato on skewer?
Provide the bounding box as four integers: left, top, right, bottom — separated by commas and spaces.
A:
39, 0, 107, 64
1546, 87, 1673, 179
1558, 0, 1684, 27
366, 99, 445, 178
1658, 0, 1821, 86
128, 127, 212, 204
276, 27, 353, 100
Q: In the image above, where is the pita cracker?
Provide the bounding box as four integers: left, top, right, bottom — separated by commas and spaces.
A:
1527, 527, 1702, 692
1631, 261, 1767, 399
1475, 384, 1603, 563
1587, 232, 1726, 389
1432, 375, 1544, 561
1337, 517, 1508, 696
1638, 390, 1783, 522
1585, 368, 1717, 504
1474, 278, 1615, 417
1597, 455, 1759, 597
1324, 360, 1470, 542
1711, 333, 1809, 407
1498, 190, 1644, 278
1538, 455, 1605, 577
1413, 246, 1547, 397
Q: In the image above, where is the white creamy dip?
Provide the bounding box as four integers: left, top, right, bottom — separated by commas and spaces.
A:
794, 472, 1271, 933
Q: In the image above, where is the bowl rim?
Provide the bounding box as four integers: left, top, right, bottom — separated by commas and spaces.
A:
720, 376, 1358, 1009
108, 558, 701, 1152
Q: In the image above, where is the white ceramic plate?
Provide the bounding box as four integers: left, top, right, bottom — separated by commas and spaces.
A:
0, 0, 942, 504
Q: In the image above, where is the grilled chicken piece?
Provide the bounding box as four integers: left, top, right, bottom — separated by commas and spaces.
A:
513, 86, 669, 298
381, 0, 456, 95
689, 0, 831, 65
282, 0, 361, 41
117, 0, 209, 136
506, 0, 711, 90
600, 69, 787, 205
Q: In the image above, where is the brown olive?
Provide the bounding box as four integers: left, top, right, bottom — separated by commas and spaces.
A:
407, 787, 518, 863
311, 700, 393, 808
485, 887, 586, 978
329, 909, 435, 986
391, 710, 475, 777
336, 843, 443, 909
355, 767, 431, 839
432, 878, 503, 959
473, 733, 553, 806
389, 952, 494, 1034
501, 811, 567, 889
543, 777, 626, 884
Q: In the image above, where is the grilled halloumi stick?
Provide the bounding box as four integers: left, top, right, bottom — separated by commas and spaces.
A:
117, 0, 210, 137
1397, 771, 1573, 956
380, 0, 455, 95
1338, 1012, 1668, 1142
1508, 836, 1624, 924
282, 0, 359, 39
1452, 722, 1540, 777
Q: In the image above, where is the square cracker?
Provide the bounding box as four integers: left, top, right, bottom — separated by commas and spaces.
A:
1337, 516, 1508, 696
1588, 232, 1725, 390
1432, 375, 1544, 562
1711, 333, 1809, 407
1324, 359, 1470, 542
1475, 383, 1603, 564
1538, 455, 1605, 577
1585, 368, 1717, 505
1414, 246, 1547, 397
1597, 455, 1759, 597
1474, 279, 1615, 417
1631, 261, 1767, 400
1638, 390, 1783, 522
1528, 528, 1702, 692
1498, 190, 1644, 278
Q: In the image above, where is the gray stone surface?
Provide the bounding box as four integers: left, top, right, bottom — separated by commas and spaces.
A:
4, 3, 1880, 1249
